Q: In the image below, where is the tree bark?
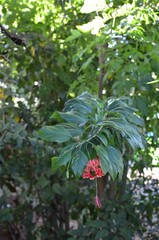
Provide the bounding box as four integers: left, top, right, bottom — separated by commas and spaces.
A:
97, 43, 108, 204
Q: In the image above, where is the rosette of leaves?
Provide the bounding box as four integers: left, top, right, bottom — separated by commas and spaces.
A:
39, 92, 145, 180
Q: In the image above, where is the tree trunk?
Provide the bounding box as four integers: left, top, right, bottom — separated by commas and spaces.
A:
97, 43, 107, 204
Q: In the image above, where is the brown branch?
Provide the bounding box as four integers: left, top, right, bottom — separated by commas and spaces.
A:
0, 23, 26, 46
96, 43, 108, 205
97, 43, 108, 99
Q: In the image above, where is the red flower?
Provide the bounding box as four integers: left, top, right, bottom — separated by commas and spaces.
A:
82, 157, 105, 180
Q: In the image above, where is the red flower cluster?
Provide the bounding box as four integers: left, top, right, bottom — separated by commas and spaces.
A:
82, 157, 105, 180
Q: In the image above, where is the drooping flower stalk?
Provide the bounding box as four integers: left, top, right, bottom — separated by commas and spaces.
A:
95, 194, 102, 208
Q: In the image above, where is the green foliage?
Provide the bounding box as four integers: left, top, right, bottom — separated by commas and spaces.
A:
39, 125, 72, 143
68, 195, 140, 240
96, 145, 123, 180
0, 0, 159, 239
39, 92, 145, 180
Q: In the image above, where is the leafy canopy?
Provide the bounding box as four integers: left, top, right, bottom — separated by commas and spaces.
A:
39, 92, 145, 180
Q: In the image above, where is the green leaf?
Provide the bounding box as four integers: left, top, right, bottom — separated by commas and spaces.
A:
77, 92, 101, 108
72, 151, 88, 175
51, 157, 60, 172
52, 154, 71, 172
96, 132, 108, 146
87, 220, 106, 228
102, 117, 132, 132
50, 111, 63, 122
100, 117, 145, 150
134, 96, 148, 116
58, 149, 72, 166
64, 98, 93, 114
78, 54, 96, 72
60, 123, 83, 137
39, 125, 72, 143
80, 0, 107, 14
77, 16, 105, 34
65, 29, 82, 42
95, 229, 108, 239
51, 144, 76, 171
57, 111, 87, 125
96, 145, 123, 181
125, 113, 145, 127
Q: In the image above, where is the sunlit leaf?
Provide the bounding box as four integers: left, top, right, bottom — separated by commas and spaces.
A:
77, 16, 105, 34
80, 0, 107, 13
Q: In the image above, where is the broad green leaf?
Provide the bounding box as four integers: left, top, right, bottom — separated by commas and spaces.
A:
72, 151, 88, 175
96, 145, 111, 175
60, 123, 83, 137
108, 100, 145, 127
96, 132, 108, 146
51, 151, 71, 172
101, 117, 144, 149
126, 134, 145, 151
108, 103, 136, 114
106, 145, 124, 180
111, 109, 145, 127
64, 98, 93, 114
96, 145, 123, 181
39, 125, 72, 143
77, 92, 101, 108
58, 148, 72, 165
127, 113, 145, 127
50, 111, 63, 121
51, 144, 77, 171
101, 117, 134, 133
58, 111, 87, 125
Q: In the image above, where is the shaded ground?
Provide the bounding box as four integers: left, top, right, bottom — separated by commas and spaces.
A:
132, 168, 159, 240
